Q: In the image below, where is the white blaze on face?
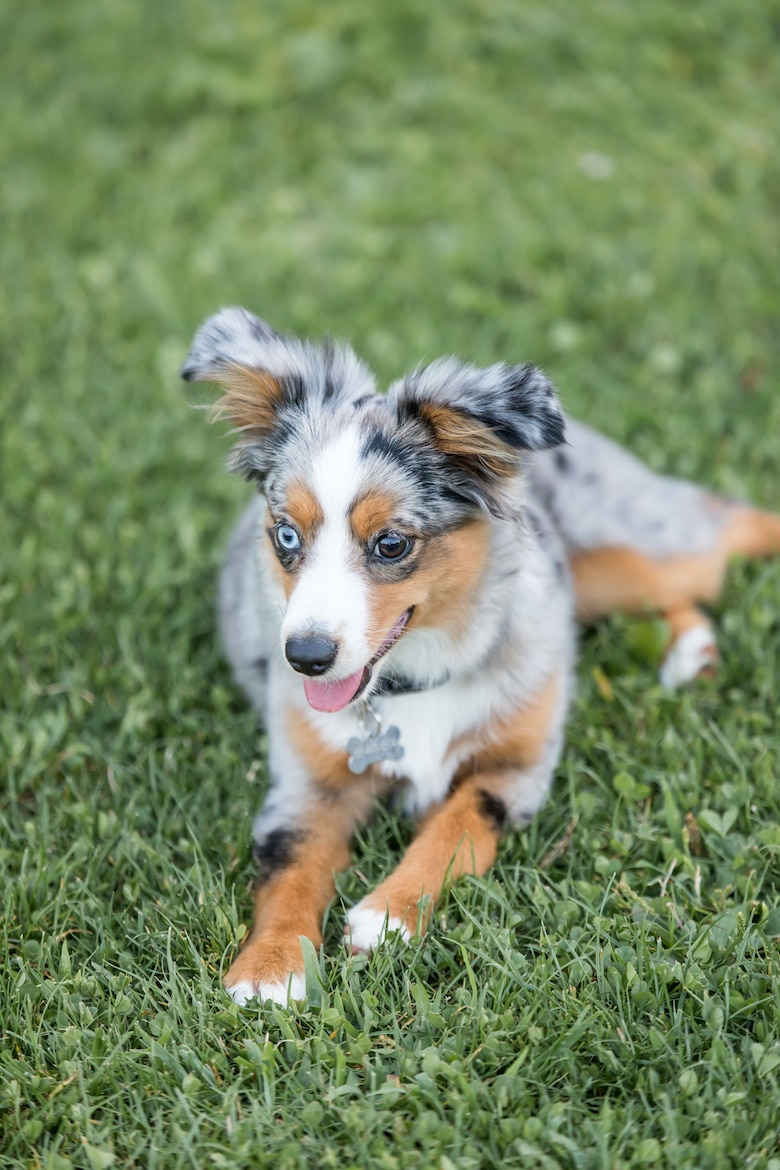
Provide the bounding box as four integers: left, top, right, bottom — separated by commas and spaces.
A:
280, 427, 372, 681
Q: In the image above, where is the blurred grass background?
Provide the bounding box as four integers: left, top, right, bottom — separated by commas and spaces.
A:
2, 2, 780, 1167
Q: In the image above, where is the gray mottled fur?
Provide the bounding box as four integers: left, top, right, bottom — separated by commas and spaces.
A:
528, 420, 735, 558
186, 310, 732, 833
184, 308, 765, 1004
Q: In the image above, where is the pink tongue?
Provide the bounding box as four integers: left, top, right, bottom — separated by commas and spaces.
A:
304, 668, 367, 713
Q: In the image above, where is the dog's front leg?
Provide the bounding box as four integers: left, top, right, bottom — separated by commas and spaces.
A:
346, 674, 566, 953
345, 773, 514, 951
224, 785, 373, 1006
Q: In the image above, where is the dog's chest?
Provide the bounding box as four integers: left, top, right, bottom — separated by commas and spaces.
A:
311, 680, 496, 815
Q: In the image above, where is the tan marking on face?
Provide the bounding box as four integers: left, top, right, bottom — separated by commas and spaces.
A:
358, 774, 503, 935
458, 671, 561, 775
366, 519, 491, 650
419, 402, 517, 479
263, 482, 323, 600
349, 489, 400, 546
209, 365, 284, 433
286, 481, 324, 542
265, 538, 296, 600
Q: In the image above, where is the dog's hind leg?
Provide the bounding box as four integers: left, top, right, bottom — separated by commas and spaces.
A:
717, 506, 780, 560
570, 507, 780, 685
569, 545, 728, 625
569, 545, 726, 686
658, 605, 718, 688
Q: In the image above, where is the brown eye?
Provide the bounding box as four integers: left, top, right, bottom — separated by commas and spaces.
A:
373, 531, 412, 561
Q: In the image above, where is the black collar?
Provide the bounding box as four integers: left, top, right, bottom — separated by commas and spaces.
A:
372, 671, 451, 698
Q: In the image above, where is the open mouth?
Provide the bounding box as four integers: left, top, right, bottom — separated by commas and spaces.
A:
303, 608, 413, 713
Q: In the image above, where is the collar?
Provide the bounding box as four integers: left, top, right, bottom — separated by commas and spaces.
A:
371, 670, 451, 698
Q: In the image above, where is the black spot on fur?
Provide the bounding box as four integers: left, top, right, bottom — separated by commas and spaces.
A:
554, 450, 570, 473
360, 428, 417, 474
477, 790, 508, 833
281, 372, 307, 410
252, 656, 269, 675
252, 828, 302, 883
322, 372, 336, 403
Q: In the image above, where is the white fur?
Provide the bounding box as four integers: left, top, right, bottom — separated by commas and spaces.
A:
345, 903, 408, 953
281, 429, 374, 675
226, 971, 307, 1007
659, 624, 718, 688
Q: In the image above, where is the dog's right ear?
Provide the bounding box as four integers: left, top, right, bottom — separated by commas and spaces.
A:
181, 307, 295, 441
182, 307, 376, 481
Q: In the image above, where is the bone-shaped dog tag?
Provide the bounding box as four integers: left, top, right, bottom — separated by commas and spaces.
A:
347, 724, 404, 774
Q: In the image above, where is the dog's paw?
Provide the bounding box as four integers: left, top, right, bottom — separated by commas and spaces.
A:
659, 624, 719, 688
225, 971, 307, 1007
344, 900, 409, 955
223, 936, 308, 1007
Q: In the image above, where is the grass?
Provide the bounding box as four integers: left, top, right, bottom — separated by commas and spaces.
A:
2, 0, 780, 1166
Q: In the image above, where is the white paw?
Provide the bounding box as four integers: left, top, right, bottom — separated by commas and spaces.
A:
659, 625, 718, 688
345, 902, 408, 954
225, 971, 307, 1007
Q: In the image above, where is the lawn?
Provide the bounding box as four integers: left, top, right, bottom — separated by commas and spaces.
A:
2, 1, 780, 1167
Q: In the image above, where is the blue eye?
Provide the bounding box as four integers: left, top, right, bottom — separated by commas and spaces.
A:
373, 531, 412, 561
276, 524, 301, 553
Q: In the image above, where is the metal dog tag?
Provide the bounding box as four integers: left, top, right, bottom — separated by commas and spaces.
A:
347, 703, 404, 775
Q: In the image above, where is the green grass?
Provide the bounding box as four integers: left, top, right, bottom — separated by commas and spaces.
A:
2, 1, 780, 1166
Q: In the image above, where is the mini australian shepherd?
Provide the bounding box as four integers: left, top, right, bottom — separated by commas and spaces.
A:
182, 307, 780, 1006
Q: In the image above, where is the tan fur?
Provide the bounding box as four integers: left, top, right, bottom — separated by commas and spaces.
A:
571, 505, 780, 626
419, 402, 518, 479
209, 365, 284, 434
360, 674, 561, 935
357, 776, 503, 935
719, 507, 780, 559
367, 520, 491, 645
570, 545, 727, 623
453, 671, 561, 776
349, 489, 401, 545
286, 481, 324, 543
664, 605, 713, 641
265, 538, 296, 600
227, 819, 351, 991
285, 707, 356, 790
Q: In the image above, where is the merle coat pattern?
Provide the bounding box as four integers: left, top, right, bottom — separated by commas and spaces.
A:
183, 307, 780, 1005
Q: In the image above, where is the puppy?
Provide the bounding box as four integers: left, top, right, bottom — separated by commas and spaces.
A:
182, 307, 780, 1006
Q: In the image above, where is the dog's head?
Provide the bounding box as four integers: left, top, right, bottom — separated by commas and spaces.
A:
184, 309, 565, 712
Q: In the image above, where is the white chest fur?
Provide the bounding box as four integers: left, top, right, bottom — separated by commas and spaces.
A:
308, 676, 500, 815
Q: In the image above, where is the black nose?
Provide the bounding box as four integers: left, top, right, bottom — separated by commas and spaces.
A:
284, 634, 339, 676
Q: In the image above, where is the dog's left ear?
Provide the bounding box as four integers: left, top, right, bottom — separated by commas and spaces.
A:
389, 357, 565, 496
